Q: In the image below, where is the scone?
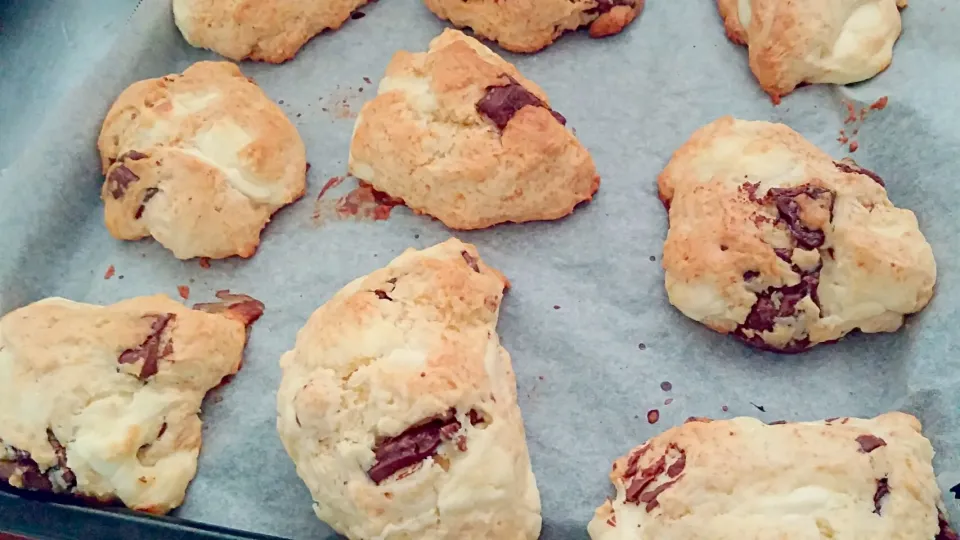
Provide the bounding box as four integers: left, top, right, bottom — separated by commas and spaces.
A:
588, 413, 958, 540
424, 0, 644, 53
97, 61, 306, 259
348, 29, 599, 230
173, 0, 370, 63
659, 117, 935, 353
717, 0, 908, 101
0, 293, 263, 513
276, 238, 541, 540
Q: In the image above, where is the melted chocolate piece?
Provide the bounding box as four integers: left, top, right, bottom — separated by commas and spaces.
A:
774, 248, 793, 263
0, 432, 77, 494
587, 0, 634, 14
194, 291, 265, 326
135, 187, 160, 219
765, 185, 833, 249
665, 448, 685, 478
46, 430, 76, 490
625, 456, 665, 504
107, 165, 139, 199
733, 261, 821, 353
872, 477, 889, 514
118, 314, 175, 380
639, 478, 680, 512
834, 161, 885, 187
461, 251, 481, 273
476, 76, 566, 130
374, 290, 393, 301
856, 434, 887, 453
467, 409, 484, 425
119, 150, 148, 161
939, 511, 959, 540
743, 271, 760, 281
367, 411, 463, 484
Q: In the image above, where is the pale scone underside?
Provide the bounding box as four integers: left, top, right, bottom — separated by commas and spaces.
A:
424, 0, 645, 53
0, 294, 261, 514
172, 0, 371, 63
277, 238, 541, 540
588, 413, 955, 539
97, 61, 306, 260
348, 29, 600, 231
658, 117, 935, 352
716, 0, 908, 100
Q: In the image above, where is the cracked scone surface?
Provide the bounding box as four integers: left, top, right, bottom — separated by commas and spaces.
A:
658, 117, 935, 353
97, 61, 306, 260
276, 238, 541, 540
424, 0, 644, 53
588, 413, 958, 540
172, 0, 369, 62
348, 29, 599, 230
0, 293, 263, 514
716, 0, 908, 101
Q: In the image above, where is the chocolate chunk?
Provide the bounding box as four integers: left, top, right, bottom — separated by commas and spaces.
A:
119, 150, 148, 161
367, 411, 461, 484
194, 291, 265, 326
872, 477, 889, 514
135, 187, 160, 219
461, 251, 481, 273
374, 290, 393, 301
834, 160, 885, 187
740, 182, 760, 201
639, 478, 680, 512
0, 443, 52, 492
476, 75, 566, 130
350, 11, 365, 19
734, 265, 821, 353
856, 434, 887, 453
46, 430, 76, 490
665, 448, 685, 478
774, 248, 793, 263
939, 511, 959, 540
587, 0, 634, 14
764, 185, 834, 249
625, 456, 665, 504
743, 270, 760, 281
118, 314, 175, 380
467, 409, 484, 425
107, 165, 140, 199
768, 420, 787, 425
157, 422, 168, 439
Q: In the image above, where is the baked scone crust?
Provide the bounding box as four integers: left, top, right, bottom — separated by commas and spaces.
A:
716, 0, 908, 101
276, 238, 541, 540
424, 0, 644, 53
349, 29, 599, 230
588, 413, 957, 539
658, 117, 935, 352
172, 0, 369, 63
0, 294, 262, 514
97, 62, 306, 260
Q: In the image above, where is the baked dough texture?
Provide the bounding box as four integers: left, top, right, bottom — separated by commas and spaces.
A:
588, 413, 958, 540
348, 29, 600, 230
424, 0, 644, 53
717, 0, 908, 101
172, 0, 369, 62
97, 61, 306, 260
276, 238, 541, 540
0, 293, 263, 514
658, 117, 935, 353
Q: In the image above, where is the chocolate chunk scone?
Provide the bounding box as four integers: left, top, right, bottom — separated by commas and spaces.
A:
348, 29, 599, 230
173, 0, 370, 62
0, 293, 263, 513
717, 0, 908, 101
98, 62, 306, 259
659, 117, 935, 353
589, 413, 958, 539
276, 238, 541, 539
424, 0, 644, 53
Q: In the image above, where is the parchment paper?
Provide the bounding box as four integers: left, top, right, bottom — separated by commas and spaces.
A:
1, 0, 958, 538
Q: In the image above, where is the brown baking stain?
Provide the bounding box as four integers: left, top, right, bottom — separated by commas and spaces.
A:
664, 398, 673, 405
314, 179, 404, 223
323, 85, 364, 120
721, 405, 729, 412
104, 265, 115, 280
660, 381, 672, 392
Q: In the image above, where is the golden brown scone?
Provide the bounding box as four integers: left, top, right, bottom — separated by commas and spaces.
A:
348, 30, 600, 230
276, 238, 541, 539
0, 293, 263, 514
424, 0, 645, 53
659, 117, 935, 353
97, 62, 306, 260
716, 0, 908, 102
588, 413, 958, 539
172, 0, 370, 63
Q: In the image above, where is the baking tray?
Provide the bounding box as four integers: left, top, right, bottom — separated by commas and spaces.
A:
1, 0, 958, 538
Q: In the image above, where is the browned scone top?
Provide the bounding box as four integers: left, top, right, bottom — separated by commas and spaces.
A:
658, 117, 935, 353
277, 238, 541, 539
424, 0, 644, 53
588, 413, 957, 539
172, 0, 370, 62
0, 294, 262, 514
97, 62, 306, 260
348, 29, 600, 231
716, 0, 908, 101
